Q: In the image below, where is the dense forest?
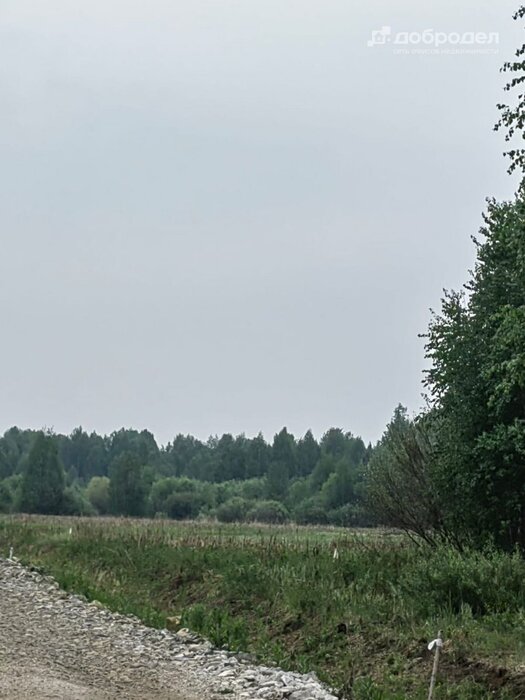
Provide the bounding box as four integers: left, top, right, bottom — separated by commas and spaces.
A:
0, 423, 377, 526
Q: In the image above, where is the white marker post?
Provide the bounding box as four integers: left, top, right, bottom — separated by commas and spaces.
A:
427, 631, 443, 700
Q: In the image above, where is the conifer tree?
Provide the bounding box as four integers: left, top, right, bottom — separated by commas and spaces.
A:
19, 432, 65, 514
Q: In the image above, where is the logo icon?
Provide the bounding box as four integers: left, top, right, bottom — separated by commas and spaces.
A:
367, 26, 392, 47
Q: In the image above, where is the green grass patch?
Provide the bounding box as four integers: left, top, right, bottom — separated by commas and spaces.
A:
0, 515, 524, 699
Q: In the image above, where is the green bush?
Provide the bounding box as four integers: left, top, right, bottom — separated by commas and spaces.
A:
247, 500, 290, 524
327, 504, 360, 527
85, 476, 110, 514
149, 477, 208, 520
400, 545, 525, 616
293, 497, 328, 525
61, 486, 96, 516
216, 497, 250, 523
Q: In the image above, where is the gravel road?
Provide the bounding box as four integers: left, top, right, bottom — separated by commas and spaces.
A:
0, 559, 339, 700
0, 559, 200, 699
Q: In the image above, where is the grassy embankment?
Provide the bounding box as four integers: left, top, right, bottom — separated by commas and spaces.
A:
0, 516, 524, 700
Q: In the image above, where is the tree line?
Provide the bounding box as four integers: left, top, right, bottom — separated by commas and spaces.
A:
0, 425, 375, 526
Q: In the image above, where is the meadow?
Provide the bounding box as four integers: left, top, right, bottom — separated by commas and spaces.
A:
0, 516, 524, 699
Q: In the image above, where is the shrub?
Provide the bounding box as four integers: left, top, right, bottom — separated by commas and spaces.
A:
327, 504, 359, 527
61, 486, 96, 516
216, 497, 250, 523
85, 476, 111, 514
293, 498, 328, 525
148, 477, 209, 520
400, 545, 525, 616
247, 500, 290, 524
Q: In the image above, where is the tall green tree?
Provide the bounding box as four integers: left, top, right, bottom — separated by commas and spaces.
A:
162, 434, 205, 477
60, 427, 110, 482
424, 195, 525, 549
271, 428, 297, 478
266, 428, 297, 498
320, 428, 347, 459
215, 433, 246, 481
108, 429, 159, 468
401, 7, 525, 550
245, 433, 271, 478
18, 432, 65, 514
109, 452, 147, 516
296, 430, 320, 476
0, 427, 36, 479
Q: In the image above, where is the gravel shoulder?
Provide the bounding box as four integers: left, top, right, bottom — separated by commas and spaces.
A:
0, 559, 199, 699
0, 559, 339, 700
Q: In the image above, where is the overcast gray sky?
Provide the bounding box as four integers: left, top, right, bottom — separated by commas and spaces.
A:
0, 1, 521, 446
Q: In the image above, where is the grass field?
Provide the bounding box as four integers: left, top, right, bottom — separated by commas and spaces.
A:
0, 515, 524, 699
